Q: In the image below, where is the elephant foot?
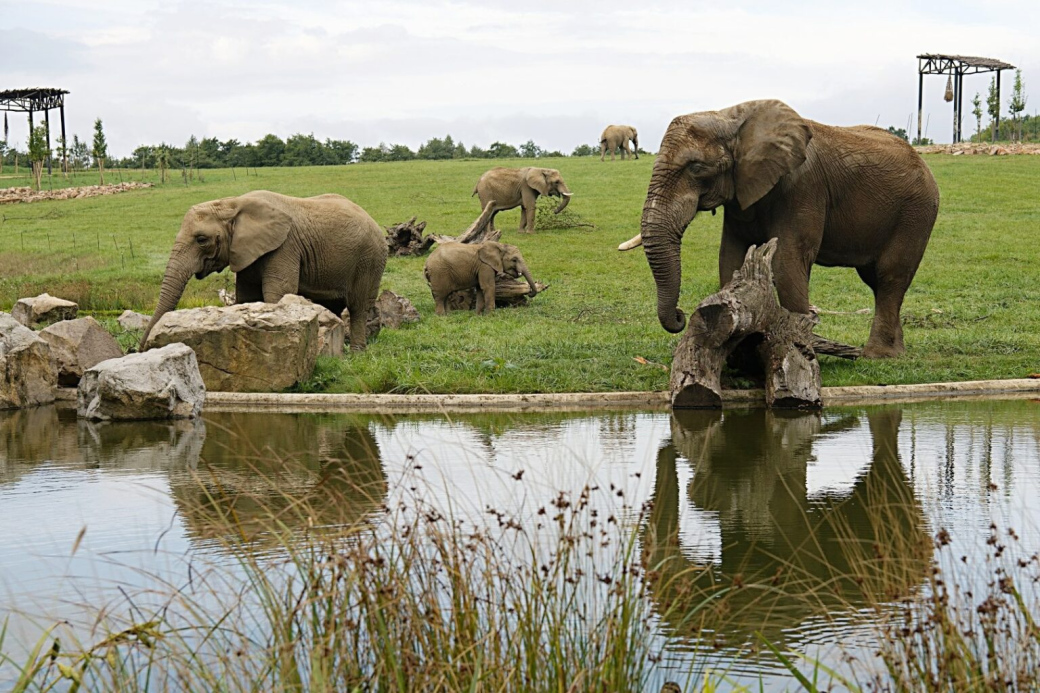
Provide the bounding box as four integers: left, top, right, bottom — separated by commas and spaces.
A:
862, 342, 904, 359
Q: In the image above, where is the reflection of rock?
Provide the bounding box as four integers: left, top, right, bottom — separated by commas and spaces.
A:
11, 293, 78, 328
0, 313, 57, 410
170, 413, 388, 543
0, 405, 205, 486
78, 343, 205, 420
644, 407, 929, 648
39, 317, 124, 387
144, 298, 324, 391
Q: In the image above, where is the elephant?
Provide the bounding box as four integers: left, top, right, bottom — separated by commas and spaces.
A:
472, 167, 572, 233
620, 99, 940, 359
424, 241, 536, 315
599, 124, 639, 161
140, 190, 388, 352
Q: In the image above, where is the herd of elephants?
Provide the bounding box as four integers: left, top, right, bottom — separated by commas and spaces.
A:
140, 99, 940, 362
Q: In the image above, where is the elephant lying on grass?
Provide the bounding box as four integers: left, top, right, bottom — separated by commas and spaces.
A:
142, 190, 388, 351
473, 167, 572, 233
621, 99, 939, 358
424, 241, 536, 315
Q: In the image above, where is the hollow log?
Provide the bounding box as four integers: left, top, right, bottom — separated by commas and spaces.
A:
385, 216, 436, 256
670, 239, 824, 409
446, 279, 549, 312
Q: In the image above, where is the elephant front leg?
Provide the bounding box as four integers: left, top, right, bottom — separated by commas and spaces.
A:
261, 254, 301, 303
477, 268, 496, 314
235, 274, 264, 304
520, 189, 538, 232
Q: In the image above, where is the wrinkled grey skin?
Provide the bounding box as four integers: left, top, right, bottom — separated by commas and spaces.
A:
600, 124, 639, 161
472, 167, 572, 233
623, 99, 939, 359
423, 241, 536, 315
141, 190, 388, 352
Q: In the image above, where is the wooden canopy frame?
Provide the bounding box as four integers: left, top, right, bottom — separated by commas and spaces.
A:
0, 87, 69, 174
917, 55, 1015, 144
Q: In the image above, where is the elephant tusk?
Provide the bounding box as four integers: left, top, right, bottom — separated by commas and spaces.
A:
561, 192, 573, 196
617, 234, 643, 251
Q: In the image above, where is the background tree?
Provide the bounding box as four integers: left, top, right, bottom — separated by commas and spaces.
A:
488, 141, 518, 158
1008, 69, 1027, 142
972, 92, 983, 141
886, 126, 908, 141
156, 143, 172, 183
518, 140, 542, 158
70, 135, 89, 173
27, 124, 50, 190
986, 76, 1001, 142
92, 118, 108, 184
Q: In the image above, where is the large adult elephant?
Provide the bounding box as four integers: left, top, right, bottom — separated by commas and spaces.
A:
600, 124, 639, 161
472, 167, 572, 233
620, 100, 939, 358
141, 190, 388, 351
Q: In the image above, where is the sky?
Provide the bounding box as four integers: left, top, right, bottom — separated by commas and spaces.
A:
3, 0, 1038, 157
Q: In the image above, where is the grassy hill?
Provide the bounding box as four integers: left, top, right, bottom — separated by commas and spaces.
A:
1, 155, 1038, 392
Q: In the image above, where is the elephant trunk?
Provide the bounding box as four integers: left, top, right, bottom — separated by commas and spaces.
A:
139, 246, 196, 350
553, 184, 572, 214
641, 187, 699, 334
520, 265, 537, 297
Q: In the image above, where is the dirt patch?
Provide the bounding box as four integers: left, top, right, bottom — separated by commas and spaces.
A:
916, 142, 1040, 156
0, 182, 153, 205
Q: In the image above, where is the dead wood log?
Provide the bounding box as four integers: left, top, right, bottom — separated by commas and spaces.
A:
431, 201, 501, 245
385, 216, 436, 256
446, 279, 550, 312
670, 239, 822, 409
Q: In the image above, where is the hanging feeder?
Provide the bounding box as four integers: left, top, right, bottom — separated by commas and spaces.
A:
944, 76, 954, 102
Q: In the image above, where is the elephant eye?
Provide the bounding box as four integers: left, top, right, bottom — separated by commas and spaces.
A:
195, 235, 208, 245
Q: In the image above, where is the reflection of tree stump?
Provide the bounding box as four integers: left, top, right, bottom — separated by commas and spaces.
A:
670, 239, 822, 409
446, 279, 549, 311
385, 217, 436, 256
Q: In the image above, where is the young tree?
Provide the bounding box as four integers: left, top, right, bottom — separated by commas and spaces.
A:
986, 76, 1000, 142
0, 112, 7, 174
92, 118, 108, 184
156, 143, 171, 183
971, 92, 983, 141
1008, 69, 1027, 142
28, 124, 50, 190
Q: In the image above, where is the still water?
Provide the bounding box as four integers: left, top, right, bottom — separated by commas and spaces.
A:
2, 400, 1040, 689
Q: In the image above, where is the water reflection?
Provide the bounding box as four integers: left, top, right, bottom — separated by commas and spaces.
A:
644, 408, 930, 650
169, 413, 388, 544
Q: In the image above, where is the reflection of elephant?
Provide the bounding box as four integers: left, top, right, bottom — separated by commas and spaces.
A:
171, 413, 387, 542
621, 100, 939, 358
424, 241, 536, 315
141, 190, 388, 351
472, 167, 572, 233
642, 407, 929, 648
599, 124, 639, 161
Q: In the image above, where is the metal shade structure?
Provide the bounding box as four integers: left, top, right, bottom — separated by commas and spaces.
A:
0, 88, 70, 174
917, 55, 1015, 144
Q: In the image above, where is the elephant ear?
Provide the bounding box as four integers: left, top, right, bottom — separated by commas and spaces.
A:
525, 168, 550, 196
733, 100, 812, 210
477, 243, 506, 274
228, 194, 292, 272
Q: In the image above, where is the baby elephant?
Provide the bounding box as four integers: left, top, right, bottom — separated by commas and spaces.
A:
424, 241, 536, 315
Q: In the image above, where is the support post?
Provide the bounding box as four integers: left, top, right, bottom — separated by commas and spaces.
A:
996, 70, 1002, 140
59, 103, 67, 175
44, 107, 52, 175
917, 70, 924, 143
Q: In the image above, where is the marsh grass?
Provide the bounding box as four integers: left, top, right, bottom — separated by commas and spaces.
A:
2, 155, 1039, 391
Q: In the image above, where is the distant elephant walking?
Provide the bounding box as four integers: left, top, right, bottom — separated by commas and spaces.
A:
600, 125, 639, 161
472, 167, 572, 233
424, 241, 536, 315
141, 190, 388, 352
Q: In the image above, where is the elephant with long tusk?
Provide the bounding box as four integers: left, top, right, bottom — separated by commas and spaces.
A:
472, 166, 572, 233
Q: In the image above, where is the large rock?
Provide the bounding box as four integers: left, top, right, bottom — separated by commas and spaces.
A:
277, 295, 345, 357
11, 293, 78, 328
39, 317, 124, 387
0, 313, 58, 410
117, 310, 151, 332
373, 290, 421, 329
78, 343, 205, 421
143, 298, 325, 392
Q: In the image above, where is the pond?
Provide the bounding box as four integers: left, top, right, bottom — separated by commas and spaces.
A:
2, 399, 1040, 690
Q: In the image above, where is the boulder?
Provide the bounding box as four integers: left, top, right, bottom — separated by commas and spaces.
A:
277, 295, 345, 357
143, 299, 324, 392
0, 313, 58, 410
373, 290, 421, 329
117, 310, 151, 332
39, 317, 125, 387
78, 343, 205, 421
12, 293, 78, 328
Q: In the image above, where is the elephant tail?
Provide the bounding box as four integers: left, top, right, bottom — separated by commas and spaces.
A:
471, 185, 478, 197
423, 264, 431, 285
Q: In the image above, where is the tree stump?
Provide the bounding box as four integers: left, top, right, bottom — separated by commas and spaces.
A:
446, 279, 550, 312
385, 217, 436, 256
670, 239, 823, 409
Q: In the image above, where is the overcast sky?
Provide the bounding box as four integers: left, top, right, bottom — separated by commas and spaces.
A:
3, 0, 1038, 157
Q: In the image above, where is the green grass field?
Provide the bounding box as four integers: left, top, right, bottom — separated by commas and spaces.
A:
1, 155, 1038, 393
